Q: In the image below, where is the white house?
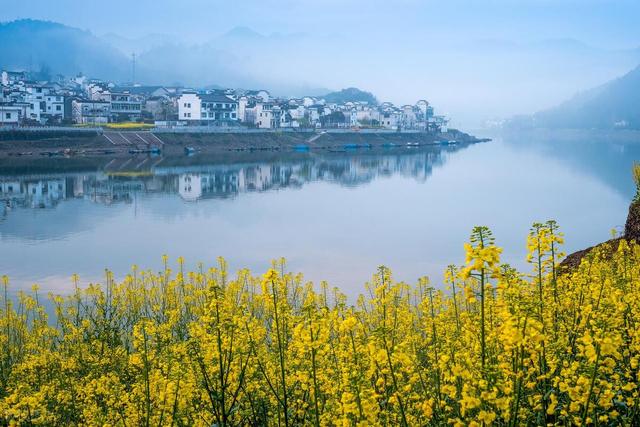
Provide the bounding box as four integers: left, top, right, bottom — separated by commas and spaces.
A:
0, 105, 21, 125
245, 90, 270, 103
1, 70, 28, 87
254, 103, 274, 129
178, 92, 238, 124
301, 96, 316, 107
379, 109, 402, 130
71, 99, 111, 124
237, 95, 249, 122
245, 102, 277, 128
43, 93, 65, 122
108, 92, 143, 121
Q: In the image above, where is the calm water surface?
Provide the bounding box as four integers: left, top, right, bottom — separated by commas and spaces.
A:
0, 132, 637, 297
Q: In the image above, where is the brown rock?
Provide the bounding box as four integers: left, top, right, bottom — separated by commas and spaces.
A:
625, 199, 640, 242
560, 196, 639, 272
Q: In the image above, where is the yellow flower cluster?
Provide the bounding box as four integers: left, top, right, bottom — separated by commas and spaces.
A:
103, 122, 155, 130
1, 223, 640, 426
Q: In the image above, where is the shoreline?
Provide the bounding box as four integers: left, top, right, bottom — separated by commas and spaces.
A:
0, 139, 479, 176
0, 128, 488, 159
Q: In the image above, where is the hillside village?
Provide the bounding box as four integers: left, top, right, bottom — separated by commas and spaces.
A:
0, 70, 449, 132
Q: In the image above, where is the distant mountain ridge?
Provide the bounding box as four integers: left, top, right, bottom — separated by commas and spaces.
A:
510, 64, 640, 130
0, 19, 329, 96
0, 19, 130, 80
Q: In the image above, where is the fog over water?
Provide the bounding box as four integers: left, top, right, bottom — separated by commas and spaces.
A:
1, 0, 640, 128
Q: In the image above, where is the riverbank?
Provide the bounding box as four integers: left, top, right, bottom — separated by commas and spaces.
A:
0, 141, 471, 176
0, 127, 488, 159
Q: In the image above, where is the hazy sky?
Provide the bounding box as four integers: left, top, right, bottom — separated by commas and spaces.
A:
2, 0, 639, 47
2, 0, 640, 127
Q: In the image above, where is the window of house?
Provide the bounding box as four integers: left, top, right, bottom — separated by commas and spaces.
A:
56, 105, 61, 111
5, 113, 10, 119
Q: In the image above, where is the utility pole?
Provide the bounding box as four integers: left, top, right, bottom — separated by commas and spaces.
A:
132, 53, 136, 86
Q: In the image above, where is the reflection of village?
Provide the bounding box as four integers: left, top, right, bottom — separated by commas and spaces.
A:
0, 148, 455, 216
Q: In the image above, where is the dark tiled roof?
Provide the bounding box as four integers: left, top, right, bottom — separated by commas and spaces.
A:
200, 94, 237, 103
114, 86, 167, 95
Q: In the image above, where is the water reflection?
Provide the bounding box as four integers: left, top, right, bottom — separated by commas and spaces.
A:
1, 146, 455, 223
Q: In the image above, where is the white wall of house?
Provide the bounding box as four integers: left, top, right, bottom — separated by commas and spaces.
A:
178, 93, 202, 121
71, 100, 110, 124
307, 108, 320, 124
379, 111, 400, 129
237, 96, 248, 122
255, 104, 273, 129
44, 94, 65, 118
0, 106, 21, 124
349, 110, 358, 126
254, 90, 270, 102
289, 106, 305, 120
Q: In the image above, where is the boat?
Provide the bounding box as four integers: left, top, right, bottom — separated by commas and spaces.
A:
129, 147, 162, 155
294, 144, 310, 151
184, 146, 196, 155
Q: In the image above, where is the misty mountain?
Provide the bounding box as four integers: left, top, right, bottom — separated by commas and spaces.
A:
2, 19, 640, 127
124, 25, 333, 95
0, 20, 328, 96
101, 32, 178, 55
0, 19, 130, 80
510, 64, 640, 130
322, 88, 377, 105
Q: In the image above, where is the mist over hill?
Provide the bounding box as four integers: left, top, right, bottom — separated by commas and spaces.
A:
509, 65, 640, 130
0, 19, 329, 96
0, 19, 130, 80
1, 19, 639, 126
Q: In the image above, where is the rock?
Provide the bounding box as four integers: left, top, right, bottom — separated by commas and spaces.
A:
560, 197, 639, 271
559, 237, 623, 271
624, 199, 640, 242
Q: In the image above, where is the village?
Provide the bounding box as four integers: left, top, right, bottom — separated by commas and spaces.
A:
0, 70, 449, 132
